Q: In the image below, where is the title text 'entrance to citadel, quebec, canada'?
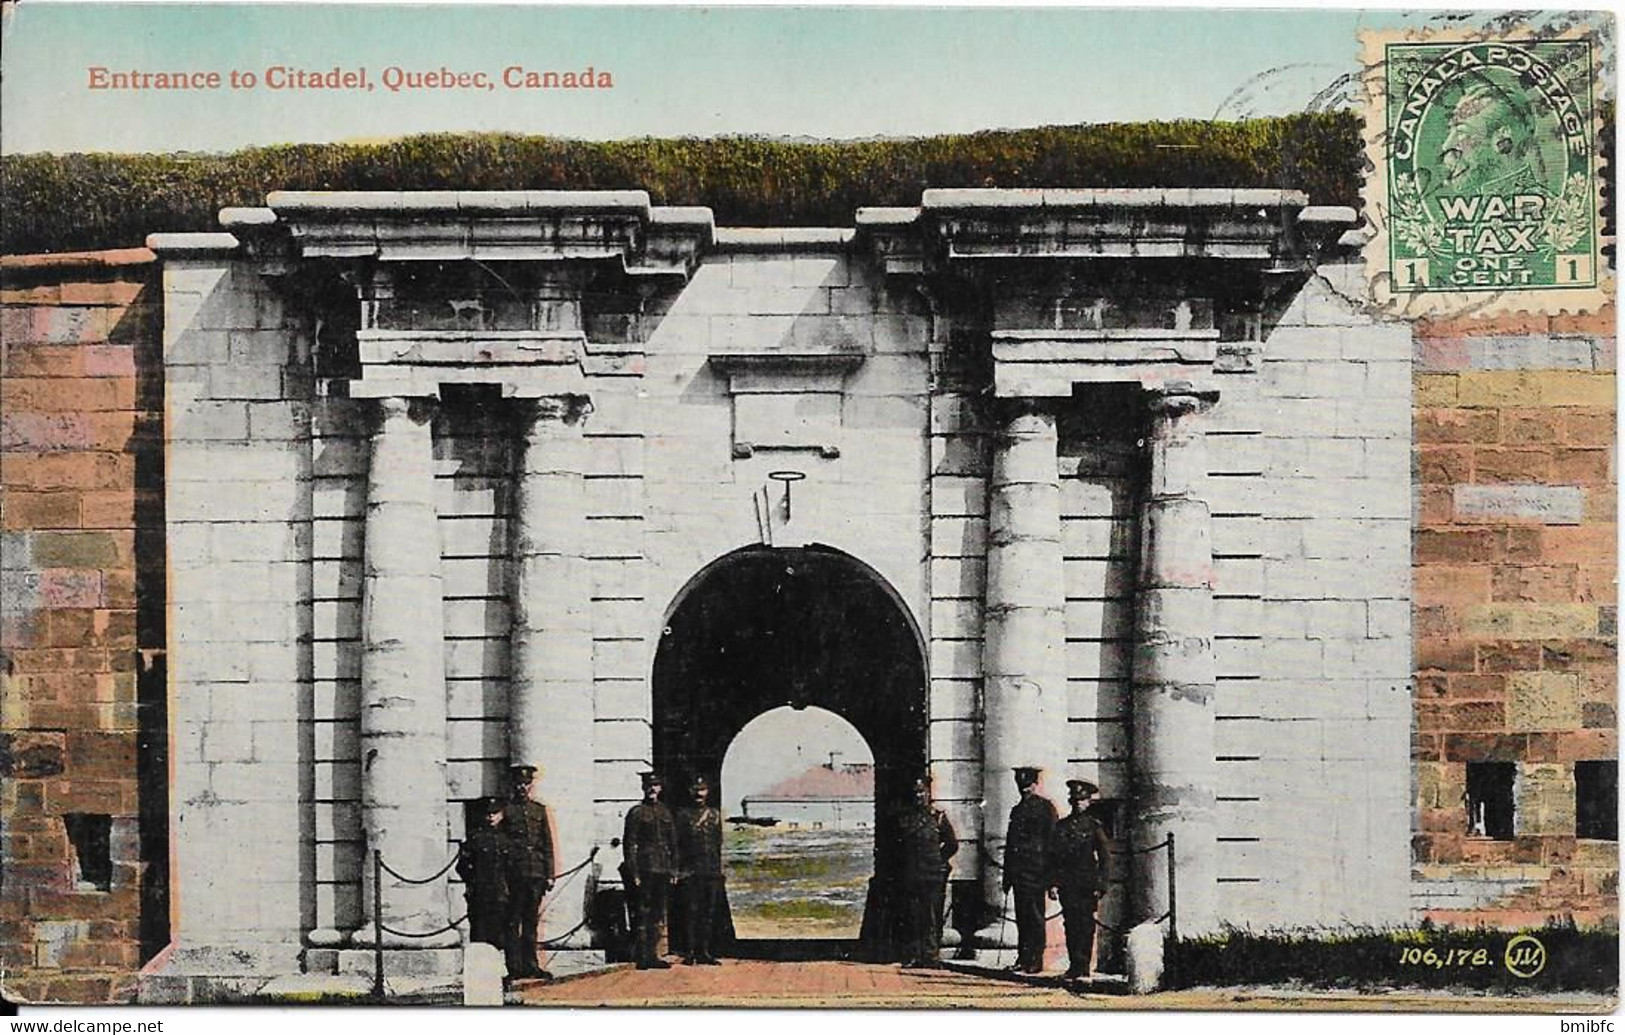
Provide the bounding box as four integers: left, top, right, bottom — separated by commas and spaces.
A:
653, 545, 925, 960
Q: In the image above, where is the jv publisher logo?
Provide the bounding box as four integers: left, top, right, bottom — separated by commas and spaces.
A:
1503, 934, 1547, 978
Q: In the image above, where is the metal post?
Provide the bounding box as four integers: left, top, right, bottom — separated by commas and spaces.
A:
1165, 833, 1177, 941
372, 849, 385, 999
1164, 833, 1177, 988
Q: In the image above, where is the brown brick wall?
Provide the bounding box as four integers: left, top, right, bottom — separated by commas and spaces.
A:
1412, 309, 1619, 928
1, 249, 161, 1003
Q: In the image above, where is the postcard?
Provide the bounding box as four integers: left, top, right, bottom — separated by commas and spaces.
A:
0, 2, 1616, 1017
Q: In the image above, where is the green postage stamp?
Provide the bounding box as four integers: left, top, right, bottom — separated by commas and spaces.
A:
1362, 32, 1610, 314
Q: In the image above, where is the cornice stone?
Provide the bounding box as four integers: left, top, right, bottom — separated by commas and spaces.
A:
861, 187, 1355, 269
210, 191, 714, 279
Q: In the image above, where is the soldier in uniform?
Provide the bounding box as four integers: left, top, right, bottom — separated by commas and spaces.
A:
675, 775, 724, 965
502, 764, 555, 980
894, 772, 957, 969
1048, 779, 1112, 980
455, 796, 509, 950
623, 771, 678, 969
1003, 765, 1058, 973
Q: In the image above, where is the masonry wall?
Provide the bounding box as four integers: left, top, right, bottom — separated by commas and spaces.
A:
1200, 262, 1415, 926
159, 250, 309, 978
0, 250, 161, 1003
633, 242, 934, 847
1411, 307, 1619, 927
1, 238, 1616, 1002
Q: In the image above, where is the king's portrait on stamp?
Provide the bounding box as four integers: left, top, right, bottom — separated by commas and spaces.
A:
1363, 31, 1610, 315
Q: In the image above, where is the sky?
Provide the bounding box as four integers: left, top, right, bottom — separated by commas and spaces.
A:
0, 3, 1493, 155
720, 705, 872, 809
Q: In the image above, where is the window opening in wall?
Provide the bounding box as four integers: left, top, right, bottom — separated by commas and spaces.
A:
64, 813, 113, 891
1463, 762, 1516, 840
1575, 761, 1618, 841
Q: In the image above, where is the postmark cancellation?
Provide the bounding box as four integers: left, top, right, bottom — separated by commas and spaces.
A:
1361, 30, 1611, 316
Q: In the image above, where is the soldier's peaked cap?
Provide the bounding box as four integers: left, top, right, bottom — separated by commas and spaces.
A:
1013, 766, 1041, 784
508, 764, 537, 777
479, 795, 505, 814
1066, 779, 1099, 795
690, 775, 710, 787
639, 771, 663, 787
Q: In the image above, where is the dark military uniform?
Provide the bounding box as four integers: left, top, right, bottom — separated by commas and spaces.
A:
1048, 809, 1111, 978
675, 801, 724, 963
895, 800, 957, 966
623, 798, 678, 967
456, 804, 510, 949
503, 796, 555, 979
1004, 792, 1058, 972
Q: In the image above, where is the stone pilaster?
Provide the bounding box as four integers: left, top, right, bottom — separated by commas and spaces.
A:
978, 404, 1069, 930
508, 394, 595, 946
1130, 384, 1219, 938
352, 395, 457, 948
144, 234, 310, 989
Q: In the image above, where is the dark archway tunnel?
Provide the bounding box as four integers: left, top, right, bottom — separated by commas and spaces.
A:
650, 545, 929, 960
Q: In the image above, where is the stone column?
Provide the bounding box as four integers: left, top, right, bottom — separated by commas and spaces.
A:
352, 396, 458, 948
508, 394, 595, 947
1130, 383, 1220, 938
978, 403, 1069, 933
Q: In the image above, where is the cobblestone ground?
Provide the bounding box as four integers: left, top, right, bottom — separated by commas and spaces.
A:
517, 960, 1615, 1011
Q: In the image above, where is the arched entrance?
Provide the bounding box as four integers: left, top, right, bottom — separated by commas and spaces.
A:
652, 545, 928, 959
721, 707, 876, 941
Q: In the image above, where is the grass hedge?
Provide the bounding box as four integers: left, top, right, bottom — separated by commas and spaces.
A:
1169, 920, 1619, 994
1, 114, 1361, 255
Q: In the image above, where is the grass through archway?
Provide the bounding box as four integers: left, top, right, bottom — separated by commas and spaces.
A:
721, 706, 875, 940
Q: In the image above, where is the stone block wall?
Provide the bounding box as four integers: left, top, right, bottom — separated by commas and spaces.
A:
1198, 263, 1415, 926
634, 241, 933, 845
157, 242, 308, 969
0, 249, 161, 1002
1411, 307, 1619, 927
0, 229, 1615, 1001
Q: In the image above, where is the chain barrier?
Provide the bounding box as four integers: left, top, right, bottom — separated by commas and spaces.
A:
1094, 911, 1164, 936
993, 896, 1147, 932
379, 914, 469, 940
539, 855, 593, 917
367, 841, 602, 997
1118, 836, 1174, 857
378, 847, 464, 886
985, 834, 1170, 863
980, 832, 1179, 971
539, 917, 591, 950
362, 828, 1179, 991
550, 845, 600, 884
994, 906, 1065, 923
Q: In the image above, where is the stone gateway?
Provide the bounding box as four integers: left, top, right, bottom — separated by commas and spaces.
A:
128, 187, 1417, 993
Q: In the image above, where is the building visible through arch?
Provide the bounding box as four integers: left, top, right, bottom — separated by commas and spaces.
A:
738, 757, 875, 830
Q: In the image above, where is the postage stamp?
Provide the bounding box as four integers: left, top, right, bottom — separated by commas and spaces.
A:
1361, 31, 1611, 315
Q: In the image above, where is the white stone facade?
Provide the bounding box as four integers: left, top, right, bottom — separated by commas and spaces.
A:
146, 189, 1412, 985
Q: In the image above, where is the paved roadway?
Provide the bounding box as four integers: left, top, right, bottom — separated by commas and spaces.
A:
517, 959, 1615, 1011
